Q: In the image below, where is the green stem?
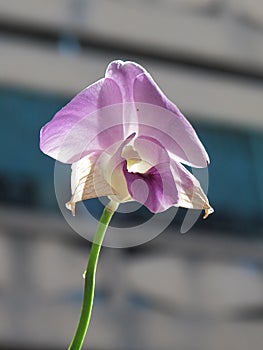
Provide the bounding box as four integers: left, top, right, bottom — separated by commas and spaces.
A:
68, 201, 118, 350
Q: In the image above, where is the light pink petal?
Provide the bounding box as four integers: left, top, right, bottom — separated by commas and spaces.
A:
102, 133, 136, 203
66, 151, 116, 215
133, 135, 171, 167
133, 73, 210, 168
40, 78, 123, 163
171, 159, 213, 215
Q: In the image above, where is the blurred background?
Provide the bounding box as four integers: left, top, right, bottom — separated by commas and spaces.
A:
0, 0, 263, 349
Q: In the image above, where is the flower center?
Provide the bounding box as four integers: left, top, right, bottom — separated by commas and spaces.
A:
122, 144, 152, 174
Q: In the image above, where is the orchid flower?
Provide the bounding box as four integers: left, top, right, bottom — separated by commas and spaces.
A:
40, 60, 213, 350
40, 60, 213, 217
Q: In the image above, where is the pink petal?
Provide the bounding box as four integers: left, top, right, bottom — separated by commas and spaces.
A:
40, 78, 123, 163
106, 60, 145, 102
133, 73, 210, 168
123, 134, 212, 214
106, 61, 147, 138
123, 161, 178, 213
122, 135, 179, 213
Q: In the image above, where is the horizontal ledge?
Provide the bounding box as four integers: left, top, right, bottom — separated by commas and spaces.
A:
1, 16, 263, 83
1, 37, 263, 130
1, 205, 263, 264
